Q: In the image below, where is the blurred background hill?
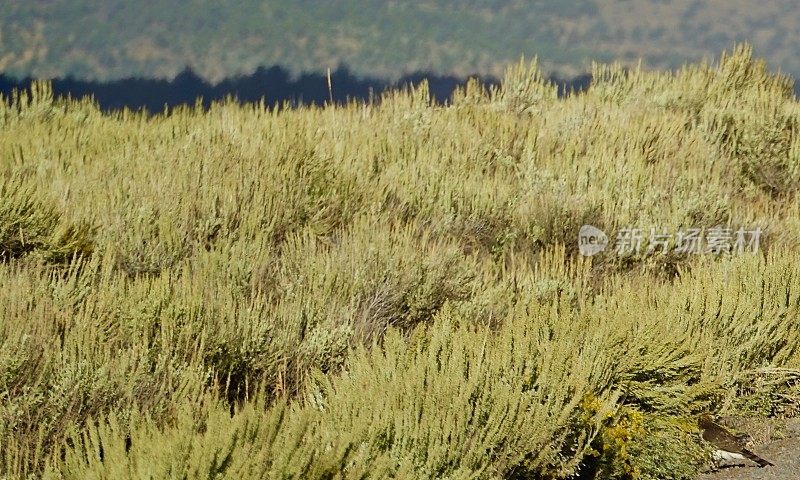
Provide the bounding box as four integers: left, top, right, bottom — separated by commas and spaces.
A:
3, 0, 800, 83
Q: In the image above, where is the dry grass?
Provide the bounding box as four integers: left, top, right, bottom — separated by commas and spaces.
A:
0, 45, 799, 479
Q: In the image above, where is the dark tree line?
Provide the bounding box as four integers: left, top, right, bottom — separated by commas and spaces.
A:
0, 64, 592, 113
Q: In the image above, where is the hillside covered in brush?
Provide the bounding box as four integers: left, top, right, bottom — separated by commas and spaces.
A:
3, 1, 800, 82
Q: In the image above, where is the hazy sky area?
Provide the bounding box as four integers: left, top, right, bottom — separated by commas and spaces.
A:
1, 1, 798, 83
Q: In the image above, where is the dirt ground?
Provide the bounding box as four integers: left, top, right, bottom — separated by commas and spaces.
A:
698, 418, 800, 480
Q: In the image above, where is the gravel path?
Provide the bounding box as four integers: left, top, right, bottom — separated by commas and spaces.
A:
698, 419, 800, 480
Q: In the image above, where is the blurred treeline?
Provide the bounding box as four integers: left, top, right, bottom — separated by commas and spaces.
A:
0, 64, 592, 112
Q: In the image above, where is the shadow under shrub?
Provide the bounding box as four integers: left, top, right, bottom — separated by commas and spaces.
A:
0, 175, 94, 264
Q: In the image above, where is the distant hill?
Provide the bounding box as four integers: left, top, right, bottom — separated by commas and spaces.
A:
2, 1, 800, 82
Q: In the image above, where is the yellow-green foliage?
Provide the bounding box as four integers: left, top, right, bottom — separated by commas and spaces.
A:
1, 45, 800, 479
592, 407, 709, 480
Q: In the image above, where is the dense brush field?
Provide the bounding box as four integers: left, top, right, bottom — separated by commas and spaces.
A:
1, 45, 800, 479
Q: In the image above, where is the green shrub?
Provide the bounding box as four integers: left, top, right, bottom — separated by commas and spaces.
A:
2, 46, 800, 479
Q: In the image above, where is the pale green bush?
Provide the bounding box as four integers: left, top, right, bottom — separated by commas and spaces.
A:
1, 46, 800, 479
